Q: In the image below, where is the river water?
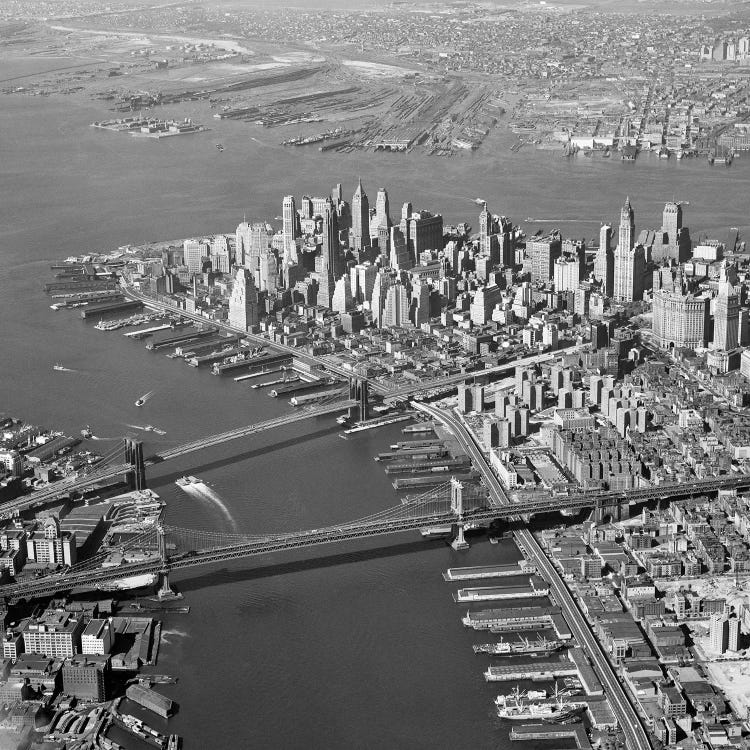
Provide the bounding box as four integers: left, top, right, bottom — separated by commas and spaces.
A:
1, 73, 748, 748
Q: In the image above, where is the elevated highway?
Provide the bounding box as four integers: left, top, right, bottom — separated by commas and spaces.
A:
414, 402, 652, 750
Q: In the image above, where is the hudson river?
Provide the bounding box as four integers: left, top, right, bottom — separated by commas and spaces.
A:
1, 79, 748, 748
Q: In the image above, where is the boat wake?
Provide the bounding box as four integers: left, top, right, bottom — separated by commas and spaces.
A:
53, 365, 76, 373
177, 481, 238, 532
160, 628, 190, 644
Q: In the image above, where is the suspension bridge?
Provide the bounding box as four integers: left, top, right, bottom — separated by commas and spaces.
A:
5, 462, 750, 600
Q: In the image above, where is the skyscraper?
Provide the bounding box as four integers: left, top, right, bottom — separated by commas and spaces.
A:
613, 244, 646, 302
351, 179, 370, 254
370, 270, 392, 328
406, 211, 443, 259
331, 274, 353, 314
183, 239, 207, 275
618, 197, 635, 252
382, 281, 409, 328
282, 196, 299, 265
713, 263, 740, 351
373, 187, 392, 251
479, 202, 492, 256
228, 268, 260, 331
710, 613, 729, 655
595, 225, 614, 296
527, 234, 562, 284
318, 199, 339, 308
662, 202, 681, 248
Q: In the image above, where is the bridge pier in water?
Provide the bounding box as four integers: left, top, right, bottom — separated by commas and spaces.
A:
155, 524, 178, 600
450, 477, 469, 551
124, 438, 147, 491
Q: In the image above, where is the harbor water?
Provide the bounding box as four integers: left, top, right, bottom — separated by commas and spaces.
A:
2, 78, 749, 748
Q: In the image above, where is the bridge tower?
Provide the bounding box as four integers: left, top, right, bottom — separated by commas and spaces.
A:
450, 477, 469, 551
348, 378, 370, 422
155, 524, 178, 600
124, 438, 147, 491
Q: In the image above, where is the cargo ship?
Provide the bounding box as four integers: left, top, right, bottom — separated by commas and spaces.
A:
495, 688, 586, 722
473, 635, 563, 656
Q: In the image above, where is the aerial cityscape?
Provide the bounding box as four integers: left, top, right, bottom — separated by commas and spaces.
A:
3, 0, 750, 748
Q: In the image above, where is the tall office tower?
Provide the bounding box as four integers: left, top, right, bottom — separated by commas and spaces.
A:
595, 225, 614, 296
713, 264, 740, 350
710, 613, 729, 655
613, 244, 646, 302
209, 235, 230, 274
311, 197, 328, 217
248, 223, 273, 278
479, 202, 492, 256
282, 196, 299, 265
410, 280, 431, 326
235, 221, 250, 267
389, 225, 413, 272
618, 197, 635, 252
183, 239, 207, 274
351, 179, 370, 254
498, 231, 514, 268
301, 196, 313, 220
259, 250, 278, 295
740, 36, 750, 58
370, 270, 392, 328
652, 288, 709, 349
407, 211, 443, 258
331, 274, 353, 314
318, 199, 339, 308
470, 284, 503, 325
553, 256, 582, 293
382, 281, 409, 328
228, 268, 260, 331
373, 187, 392, 252
401, 201, 412, 222
376, 188, 391, 229
527, 234, 562, 284
663, 202, 681, 248
351, 262, 378, 305
331, 183, 342, 204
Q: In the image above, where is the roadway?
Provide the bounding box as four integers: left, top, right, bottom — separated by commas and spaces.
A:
414, 402, 652, 750
380, 343, 589, 400
150, 399, 356, 463
0, 462, 132, 521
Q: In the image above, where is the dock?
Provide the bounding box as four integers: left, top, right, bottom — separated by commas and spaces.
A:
393, 472, 479, 489
384, 457, 471, 475
463, 605, 572, 640
80, 299, 143, 318
146, 327, 217, 351
484, 657, 577, 682
443, 562, 536, 581
454, 576, 549, 603
45, 279, 120, 293
212, 352, 292, 376
123, 324, 174, 338
509, 723, 590, 749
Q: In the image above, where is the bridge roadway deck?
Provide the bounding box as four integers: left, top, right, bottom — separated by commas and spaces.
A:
415, 402, 652, 750
150, 400, 356, 463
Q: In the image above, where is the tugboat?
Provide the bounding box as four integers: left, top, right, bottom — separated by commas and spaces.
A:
81, 425, 93, 439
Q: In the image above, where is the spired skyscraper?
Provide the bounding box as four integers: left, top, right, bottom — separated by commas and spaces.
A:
351, 179, 371, 255
228, 268, 260, 332
712, 262, 740, 351
617, 197, 635, 253
318, 198, 340, 309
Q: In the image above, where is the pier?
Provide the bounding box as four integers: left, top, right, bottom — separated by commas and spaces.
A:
81, 299, 143, 318
484, 659, 577, 682
509, 723, 591, 749
443, 562, 536, 581
454, 575, 549, 603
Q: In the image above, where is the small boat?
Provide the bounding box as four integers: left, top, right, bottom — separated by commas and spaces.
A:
216, 143, 224, 151
81, 426, 93, 439
53, 363, 67, 371
135, 390, 154, 407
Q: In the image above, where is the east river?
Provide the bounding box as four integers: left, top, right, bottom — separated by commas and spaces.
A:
1, 67, 749, 748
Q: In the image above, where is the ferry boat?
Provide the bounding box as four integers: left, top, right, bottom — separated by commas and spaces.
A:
175, 475, 200, 487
